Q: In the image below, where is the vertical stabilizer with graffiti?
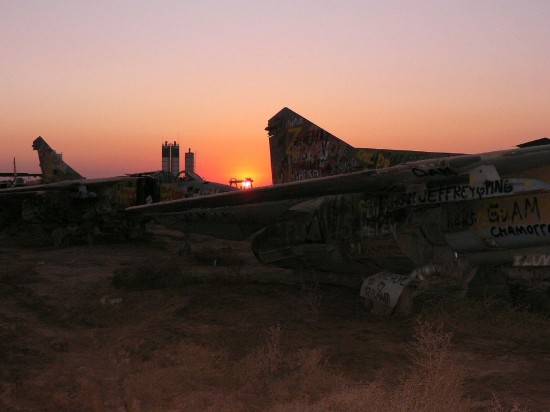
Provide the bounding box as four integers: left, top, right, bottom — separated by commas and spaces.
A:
266, 107, 458, 184
32, 136, 84, 183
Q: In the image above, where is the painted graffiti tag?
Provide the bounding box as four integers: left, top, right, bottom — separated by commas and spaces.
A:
356, 150, 390, 169
390, 179, 514, 207
490, 223, 550, 238
360, 273, 411, 309
294, 169, 322, 181
439, 192, 550, 245
359, 201, 398, 235
446, 210, 477, 230
365, 281, 390, 305
485, 196, 548, 237
487, 197, 540, 224
513, 255, 550, 266
355, 150, 445, 170
284, 116, 304, 129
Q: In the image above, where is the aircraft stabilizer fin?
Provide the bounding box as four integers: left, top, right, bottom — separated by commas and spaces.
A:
266, 107, 459, 184
32, 136, 84, 183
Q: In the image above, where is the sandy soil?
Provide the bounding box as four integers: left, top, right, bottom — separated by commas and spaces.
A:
1, 226, 549, 411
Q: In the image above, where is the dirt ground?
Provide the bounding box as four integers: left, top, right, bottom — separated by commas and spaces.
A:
1, 226, 549, 411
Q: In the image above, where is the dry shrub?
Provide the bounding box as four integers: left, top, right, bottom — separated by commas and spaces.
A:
143, 325, 342, 411
168, 322, 487, 411
489, 393, 530, 412
395, 320, 469, 411
232, 325, 343, 408
234, 325, 285, 382
298, 280, 323, 314
267, 321, 471, 412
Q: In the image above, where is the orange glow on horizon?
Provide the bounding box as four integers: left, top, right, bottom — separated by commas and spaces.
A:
2, 2, 549, 186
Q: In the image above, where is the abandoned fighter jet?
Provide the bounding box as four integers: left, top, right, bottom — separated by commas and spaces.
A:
0, 137, 156, 245
1, 137, 241, 245
127, 108, 550, 314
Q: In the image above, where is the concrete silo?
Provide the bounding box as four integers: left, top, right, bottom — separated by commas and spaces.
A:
162, 141, 171, 174
162, 141, 180, 177
184, 148, 195, 175
170, 141, 180, 177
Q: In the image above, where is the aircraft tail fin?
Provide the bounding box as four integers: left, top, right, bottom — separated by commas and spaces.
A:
266, 107, 458, 184
32, 136, 84, 183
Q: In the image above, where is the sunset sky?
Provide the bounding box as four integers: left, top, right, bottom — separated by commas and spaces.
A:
2, 1, 550, 187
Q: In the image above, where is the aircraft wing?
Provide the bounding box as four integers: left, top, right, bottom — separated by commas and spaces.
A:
127, 143, 550, 217
125, 143, 550, 244
0, 176, 142, 196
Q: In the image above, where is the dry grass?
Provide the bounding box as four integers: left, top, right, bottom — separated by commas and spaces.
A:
157, 321, 484, 412
161, 323, 340, 411
88, 255, 544, 410
298, 280, 324, 314
420, 295, 550, 347
162, 319, 533, 411
395, 321, 468, 411
489, 393, 530, 412
269, 321, 471, 412
234, 325, 340, 407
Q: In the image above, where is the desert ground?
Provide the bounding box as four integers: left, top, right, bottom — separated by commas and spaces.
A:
1, 225, 549, 411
